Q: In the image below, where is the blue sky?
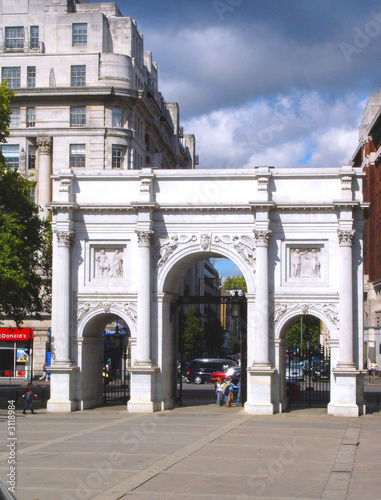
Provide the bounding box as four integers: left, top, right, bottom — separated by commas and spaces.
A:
109, 0, 381, 170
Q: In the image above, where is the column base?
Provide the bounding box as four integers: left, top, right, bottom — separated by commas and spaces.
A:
245, 365, 275, 415
245, 402, 274, 415
127, 364, 159, 413
47, 362, 79, 413
328, 367, 361, 417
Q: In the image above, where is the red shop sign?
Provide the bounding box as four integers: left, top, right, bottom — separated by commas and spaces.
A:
0, 328, 33, 342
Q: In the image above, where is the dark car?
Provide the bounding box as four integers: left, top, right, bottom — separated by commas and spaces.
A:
210, 366, 241, 385
186, 358, 237, 384
311, 361, 330, 381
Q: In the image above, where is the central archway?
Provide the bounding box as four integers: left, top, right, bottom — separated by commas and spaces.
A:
155, 242, 255, 410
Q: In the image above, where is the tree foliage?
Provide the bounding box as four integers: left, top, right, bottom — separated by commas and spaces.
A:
286, 315, 320, 353
183, 307, 204, 356
223, 275, 247, 293
0, 81, 52, 325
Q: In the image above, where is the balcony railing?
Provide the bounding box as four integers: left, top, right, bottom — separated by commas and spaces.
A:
0, 42, 45, 54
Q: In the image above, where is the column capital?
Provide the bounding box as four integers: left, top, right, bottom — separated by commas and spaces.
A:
55, 230, 75, 247
253, 229, 271, 247
337, 229, 356, 246
135, 229, 154, 247
37, 136, 53, 155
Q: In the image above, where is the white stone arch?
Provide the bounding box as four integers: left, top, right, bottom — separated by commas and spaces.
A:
156, 239, 256, 295
153, 238, 254, 411
272, 305, 338, 413
75, 305, 136, 410
274, 306, 338, 342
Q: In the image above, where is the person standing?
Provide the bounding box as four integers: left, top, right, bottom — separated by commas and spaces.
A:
39, 361, 47, 381
235, 377, 242, 406
23, 383, 37, 414
371, 360, 378, 379
214, 377, 223, 407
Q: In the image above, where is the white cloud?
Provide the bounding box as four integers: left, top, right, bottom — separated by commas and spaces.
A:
183, 91, 364, 168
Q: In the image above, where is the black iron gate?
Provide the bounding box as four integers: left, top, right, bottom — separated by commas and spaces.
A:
287, 346, 330, 407
103, 340, 130, 405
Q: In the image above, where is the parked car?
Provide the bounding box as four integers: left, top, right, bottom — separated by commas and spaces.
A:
210, 366, 241, 384
286, 360, 304, 381
311, 361, 330, 381
186, 358, 237, 384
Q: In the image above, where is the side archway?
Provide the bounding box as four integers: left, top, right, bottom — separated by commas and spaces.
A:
75, 307, 136, 410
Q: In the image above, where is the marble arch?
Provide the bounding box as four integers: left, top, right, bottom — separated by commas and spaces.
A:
47, 166, 367, 417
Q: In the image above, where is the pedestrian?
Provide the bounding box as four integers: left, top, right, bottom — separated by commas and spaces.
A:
214, 377, 223, 407
226, 377, 239, 407
235, 377, 241, 406
221, 379, 231, 405
22, 383, 37, 414
371, 360, 378, 379
39, 361, 47, 381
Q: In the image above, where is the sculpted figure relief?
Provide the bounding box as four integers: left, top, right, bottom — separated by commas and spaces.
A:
291, 248, 321, 278
112, 250, 123, 278
157, 235, 179, 268
96, 249, 110, 277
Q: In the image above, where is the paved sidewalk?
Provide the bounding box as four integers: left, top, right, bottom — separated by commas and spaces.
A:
1, 400, 381, 500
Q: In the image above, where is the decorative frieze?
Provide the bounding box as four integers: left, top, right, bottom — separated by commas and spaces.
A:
76, 300, 137, 324
214, 234, 256, 270
273, 302, 339, 327
155, 234, 197, 268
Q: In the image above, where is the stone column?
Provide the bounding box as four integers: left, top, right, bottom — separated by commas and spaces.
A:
36, 137, 53, 219
328, 229, 360, 418
337, 229, 356, 368
47, 228, 78, 413
135, 229, 154, 364
54, 229, 75, 363
253, 230, 271, 367
245, 229, 275, 415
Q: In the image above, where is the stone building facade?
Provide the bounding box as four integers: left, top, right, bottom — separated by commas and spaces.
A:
352, 90, 381, 372
0, 0, 195, 376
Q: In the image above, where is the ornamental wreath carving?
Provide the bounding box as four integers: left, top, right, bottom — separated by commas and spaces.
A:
214, 234, 256, 271
76, 301, 137, 325
272, 302, 339, 327
155, 234, 197, 268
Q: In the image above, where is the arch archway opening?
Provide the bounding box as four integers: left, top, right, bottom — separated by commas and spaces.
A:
79, 314, 131, 410
161, 253, 248, 408
279, 314, 331, 410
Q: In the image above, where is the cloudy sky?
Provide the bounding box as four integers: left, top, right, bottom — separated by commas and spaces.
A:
111, 0, 381, 170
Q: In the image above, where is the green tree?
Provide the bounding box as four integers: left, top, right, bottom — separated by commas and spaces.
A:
286, 315, 320, 353
183, 308, 204, 356
0, 81, 52, 325
223, 275, 247, 293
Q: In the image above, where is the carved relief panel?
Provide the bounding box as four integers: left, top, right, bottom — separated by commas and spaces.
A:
84, 241, 130, 287
281, 241, 328, 287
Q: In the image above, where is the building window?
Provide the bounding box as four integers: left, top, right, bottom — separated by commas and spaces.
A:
27, 67, 36, 88
70, 144, 85, 168
71, 65, 86, 87
29, 183, 36, 202
2, 145, 20, 169
26, 108, 36, 128
5, 27, 24, 50
70, 107, 86, 126
30, 26, 39, 49
9, 109, 20, 127
112, 108, 123, 127
28, 146, 36, 169
72, 23, 87, 46
2, 67, 21, 88
112, 146, 124, 169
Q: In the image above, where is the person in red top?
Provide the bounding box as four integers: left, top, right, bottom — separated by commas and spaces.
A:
23, 383, 37, 414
